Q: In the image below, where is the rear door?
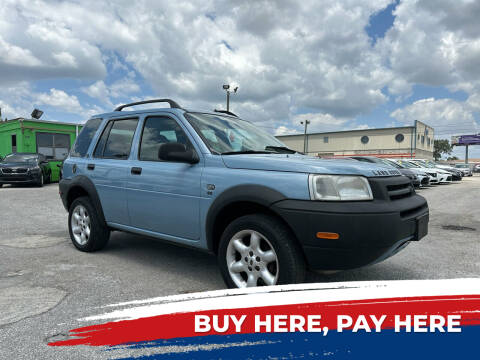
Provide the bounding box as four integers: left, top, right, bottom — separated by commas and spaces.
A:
87, 117, 139, 225
126, 114, 203, 240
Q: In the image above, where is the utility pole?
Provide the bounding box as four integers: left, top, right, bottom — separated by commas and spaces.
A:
465, 144, 469, 164
300, 120, 310, 154
222, 84, 238, 112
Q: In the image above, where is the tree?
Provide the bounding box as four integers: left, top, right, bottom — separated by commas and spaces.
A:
447, 156, 459, 161
433, 139, 453, 160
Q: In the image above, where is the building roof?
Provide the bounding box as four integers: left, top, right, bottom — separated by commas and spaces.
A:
1, 117, 83, 127
276, 125, 415, 138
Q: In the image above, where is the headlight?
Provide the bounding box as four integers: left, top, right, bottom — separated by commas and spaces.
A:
29, 166, 41, 173
308, 174, 373, 201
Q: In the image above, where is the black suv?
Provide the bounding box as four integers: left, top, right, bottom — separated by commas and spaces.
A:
0, 153, 51, 187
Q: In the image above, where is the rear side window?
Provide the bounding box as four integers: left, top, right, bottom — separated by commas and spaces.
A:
70, 118, 102, 157
94, 118, 139, 159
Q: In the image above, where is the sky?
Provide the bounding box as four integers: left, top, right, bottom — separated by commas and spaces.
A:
0, 0, 479, 158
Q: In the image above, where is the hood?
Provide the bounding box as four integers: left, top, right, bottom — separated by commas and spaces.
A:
0, 162, 36, 168
221, 154, 402, 177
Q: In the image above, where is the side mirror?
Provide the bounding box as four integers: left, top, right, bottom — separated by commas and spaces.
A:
158, 142, 199, 164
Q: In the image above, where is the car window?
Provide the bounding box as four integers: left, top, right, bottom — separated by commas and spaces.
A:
139, 116, 193, 161
71, 118, 102, 157
94, 119, 138, 159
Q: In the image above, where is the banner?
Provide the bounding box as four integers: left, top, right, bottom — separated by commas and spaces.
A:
49, 279, 480, 359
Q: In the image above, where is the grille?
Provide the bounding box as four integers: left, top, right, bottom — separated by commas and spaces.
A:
386, 182, 414, 201
1, 168, 28, 174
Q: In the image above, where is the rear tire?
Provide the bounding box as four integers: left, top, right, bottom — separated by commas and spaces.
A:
218, 214, 306, 288
68, 196, 110, 252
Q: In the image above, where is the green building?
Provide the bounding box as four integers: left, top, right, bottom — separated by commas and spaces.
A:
0, 118, 82, 182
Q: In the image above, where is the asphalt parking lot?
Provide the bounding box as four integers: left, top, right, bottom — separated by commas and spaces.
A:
1, 177, 479, 359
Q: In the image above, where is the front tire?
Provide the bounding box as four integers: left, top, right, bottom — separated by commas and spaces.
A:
68, 196, 110, 252
36, 174, 44, 187
218, 214, 306, 288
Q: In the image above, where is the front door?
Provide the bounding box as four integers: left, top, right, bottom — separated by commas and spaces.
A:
126, 115, 202, 240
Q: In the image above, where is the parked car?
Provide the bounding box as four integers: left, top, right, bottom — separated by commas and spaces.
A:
383, 159, 430, 187
0, 153, 51, 187
349, 156, 421, 187
454, 163, 473, 176
474, 164, 480, 173
59, 99, 429, 288
393, 159, 438, 185
433, 163, 463, 181
408, 159, 452, 183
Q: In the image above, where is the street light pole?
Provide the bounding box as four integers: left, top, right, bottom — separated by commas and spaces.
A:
300, 120, 310, 154
223, 84, 238, 112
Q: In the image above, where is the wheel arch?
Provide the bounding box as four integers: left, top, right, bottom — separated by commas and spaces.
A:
206, 185, 300, 254
63, 176, 107, 225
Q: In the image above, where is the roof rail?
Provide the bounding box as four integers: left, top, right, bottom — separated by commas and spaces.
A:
213, 109, 238, 117
114, 99, 182, 112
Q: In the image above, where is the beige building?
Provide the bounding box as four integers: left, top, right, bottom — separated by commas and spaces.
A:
276, 120, 434, 159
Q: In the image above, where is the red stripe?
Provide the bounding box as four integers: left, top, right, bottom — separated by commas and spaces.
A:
49, 295, 480, 347
332, 153, 415, 158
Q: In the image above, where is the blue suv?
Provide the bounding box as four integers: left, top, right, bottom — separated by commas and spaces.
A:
59, 99, 429, 288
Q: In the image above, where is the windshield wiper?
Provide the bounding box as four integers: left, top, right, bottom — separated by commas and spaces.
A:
265, 146, 297, 154
221, 150, 274, 155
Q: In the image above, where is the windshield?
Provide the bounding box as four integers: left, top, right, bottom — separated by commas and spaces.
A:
2, 154, 38, 163
185, 113, 288, 154
455, 164, 468, 168
381, 159, 402, 169
396, 160, 419, 168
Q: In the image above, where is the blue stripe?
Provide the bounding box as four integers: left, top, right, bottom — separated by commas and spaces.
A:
113, 325, 479, 359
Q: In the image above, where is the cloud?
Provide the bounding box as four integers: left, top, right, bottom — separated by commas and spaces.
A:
390, 97, 479, 137
0, 0, 478, 136
36, 89, 83, 113
378, 0, 480, 96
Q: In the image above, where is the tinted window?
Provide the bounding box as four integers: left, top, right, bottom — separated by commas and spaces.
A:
71, 118, 102, 157
93, 121, 113, 158
95, 119, 138, 159
139, 117, 193, 161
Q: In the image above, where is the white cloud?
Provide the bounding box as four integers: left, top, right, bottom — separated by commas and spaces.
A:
36, 89, 83, 113
391, 97, 479, 137
0, 0, 478, 136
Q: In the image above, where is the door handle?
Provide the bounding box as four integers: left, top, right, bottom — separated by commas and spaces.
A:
131, 167, 142, 175
87, 164, 95, 170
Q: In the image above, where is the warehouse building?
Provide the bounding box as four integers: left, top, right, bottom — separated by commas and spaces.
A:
276, 120, 434, 159
0, 118, 82, 181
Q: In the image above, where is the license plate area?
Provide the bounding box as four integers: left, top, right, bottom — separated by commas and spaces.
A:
414, 213, 429, 241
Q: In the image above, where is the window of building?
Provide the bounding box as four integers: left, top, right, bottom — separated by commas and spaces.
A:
71, 118, 102, 157
421, 135, 425, 144
11, 134, 17, 153
323, 136, 329, 143
361, 135, 369, 144
425, 129, 429, 135
36, 132, 71, 160
93, 118, 139, 159
139, 116, 193, 161
427, 137, 430, 147
395, 133, 404, 143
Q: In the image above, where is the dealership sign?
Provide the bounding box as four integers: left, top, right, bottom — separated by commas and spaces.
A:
451, 134, 480, 145
49, 279, 480, 359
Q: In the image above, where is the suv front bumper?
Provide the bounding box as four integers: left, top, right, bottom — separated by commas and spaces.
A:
272, 193, 428, 271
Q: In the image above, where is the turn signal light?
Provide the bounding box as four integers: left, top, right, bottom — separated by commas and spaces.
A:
316, 232, 340, 240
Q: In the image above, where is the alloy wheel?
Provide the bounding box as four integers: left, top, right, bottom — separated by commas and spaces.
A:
71, 204, 91, 246
226, 229, 279, 288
